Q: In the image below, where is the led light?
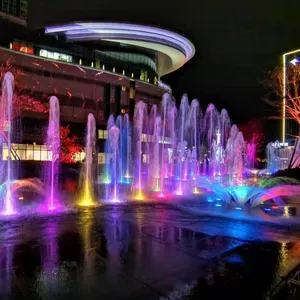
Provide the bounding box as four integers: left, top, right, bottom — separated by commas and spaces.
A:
45, 22, 195, 76
215, 204, 222, 207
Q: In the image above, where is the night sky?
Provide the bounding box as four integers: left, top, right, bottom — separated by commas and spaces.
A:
29, 0, 300, 124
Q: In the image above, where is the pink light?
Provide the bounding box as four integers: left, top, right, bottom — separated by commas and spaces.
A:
175, 189, 183, 196
158, 193, 165, 198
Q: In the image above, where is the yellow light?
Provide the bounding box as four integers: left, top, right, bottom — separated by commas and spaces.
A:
78, 181, 95, 207
282, 48, 300, 143
193, 187, 200, 194
135, 190, 144, 200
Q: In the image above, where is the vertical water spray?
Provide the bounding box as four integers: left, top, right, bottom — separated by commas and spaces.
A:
169, 103, 177, 178
176, 94, 189, 195
116, 116, 123, 182
79, 113, 96, 206
133, 101, 147, 200
159, 94, 170, 196
108, 126, 120, 202
46, 96, 60, 210
1, 72, 15, 215
152, 116, 161, 191
124, 114, 131, 180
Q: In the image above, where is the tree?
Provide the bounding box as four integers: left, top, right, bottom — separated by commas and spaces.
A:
264, 64, 300, 126
0, 60, 48, 115
60, 125, 83, 163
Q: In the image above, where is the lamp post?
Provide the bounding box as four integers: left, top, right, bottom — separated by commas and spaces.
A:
282, 49, 300, 143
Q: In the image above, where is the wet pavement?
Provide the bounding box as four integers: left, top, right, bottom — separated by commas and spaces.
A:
1, 203, 300, 299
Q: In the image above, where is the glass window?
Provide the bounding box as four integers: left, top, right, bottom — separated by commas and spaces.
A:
104, 130, 108, 139
98, 153, 105, 164
40, 49, 72, 63
26, 149, 33, 160
41, 151, 48, 161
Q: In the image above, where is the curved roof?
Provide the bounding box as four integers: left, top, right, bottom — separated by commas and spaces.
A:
45, 22, 195, 77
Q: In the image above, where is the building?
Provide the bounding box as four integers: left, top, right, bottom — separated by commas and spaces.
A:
0, 0, 28, 25
0, 19, 195, 165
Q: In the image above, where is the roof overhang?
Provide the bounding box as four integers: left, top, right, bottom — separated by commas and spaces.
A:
45, 22, 195, 76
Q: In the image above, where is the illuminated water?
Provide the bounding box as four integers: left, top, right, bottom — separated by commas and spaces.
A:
0, 72, 15, 215
46, 96, 60, 210
78, 114, 96, 207
0, 204, 300, 299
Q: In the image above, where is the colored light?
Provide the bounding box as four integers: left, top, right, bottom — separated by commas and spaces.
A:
158, 193, 165, 198
124, 173, 131, 179
282, 49, 300, 143
45, 22, 195, 76
235, 207, 242, 210
135, 191, 144, 200
78, 181, 95, 207
175, 189, 183, 196
193, 187, 200, 194
264, 208, 271, 212
215, 204, 222, 207
207, 199, 214, 203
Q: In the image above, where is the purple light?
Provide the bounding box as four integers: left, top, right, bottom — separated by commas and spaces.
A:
45, 22, 195, 62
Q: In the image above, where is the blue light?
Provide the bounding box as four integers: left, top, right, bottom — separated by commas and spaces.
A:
264, 208, 271, 212
216, 198, 222, 201
235, 207, 242, 210
215, 204, 222, 207
207, 199, 214, 203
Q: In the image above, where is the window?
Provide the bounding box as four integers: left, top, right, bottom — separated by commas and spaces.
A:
11, 40, 34, 54
98, 153, 105, 164
2, 144, 53, 161
98, 130, 108, 139
40, 49, 72, 63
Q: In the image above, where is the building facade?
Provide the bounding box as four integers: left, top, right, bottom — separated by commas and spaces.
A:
0, 19, 195, 165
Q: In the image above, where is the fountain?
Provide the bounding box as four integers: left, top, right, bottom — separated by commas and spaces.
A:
133, 101, 148, 200
107, 125, 120, 202
46, 96, 60, 210
0, 72, 16, 215
1, 67, 300, 221
79, 113, 96, 207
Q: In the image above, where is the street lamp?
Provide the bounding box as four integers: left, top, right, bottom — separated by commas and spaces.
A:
282, 49, 300, 143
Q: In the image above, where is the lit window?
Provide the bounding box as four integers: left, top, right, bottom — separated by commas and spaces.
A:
104, 130, 108, 139
91, 62, 94, 68
40, 49, 72, 63
142, 154, 149, 163
79, 59, 82, 65
113, 67, 116, 72
121, 109, 126, 114
122, 70, 125, 75
98, 130, 108, 139
98, 153, 105, 164
131, 73, 134, 78
102, 64, 105, 70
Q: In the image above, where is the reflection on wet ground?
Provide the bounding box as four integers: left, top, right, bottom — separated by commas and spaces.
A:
0, 203, 300, 299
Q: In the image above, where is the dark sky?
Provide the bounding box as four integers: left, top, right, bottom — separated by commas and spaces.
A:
29, 0, 300, 123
